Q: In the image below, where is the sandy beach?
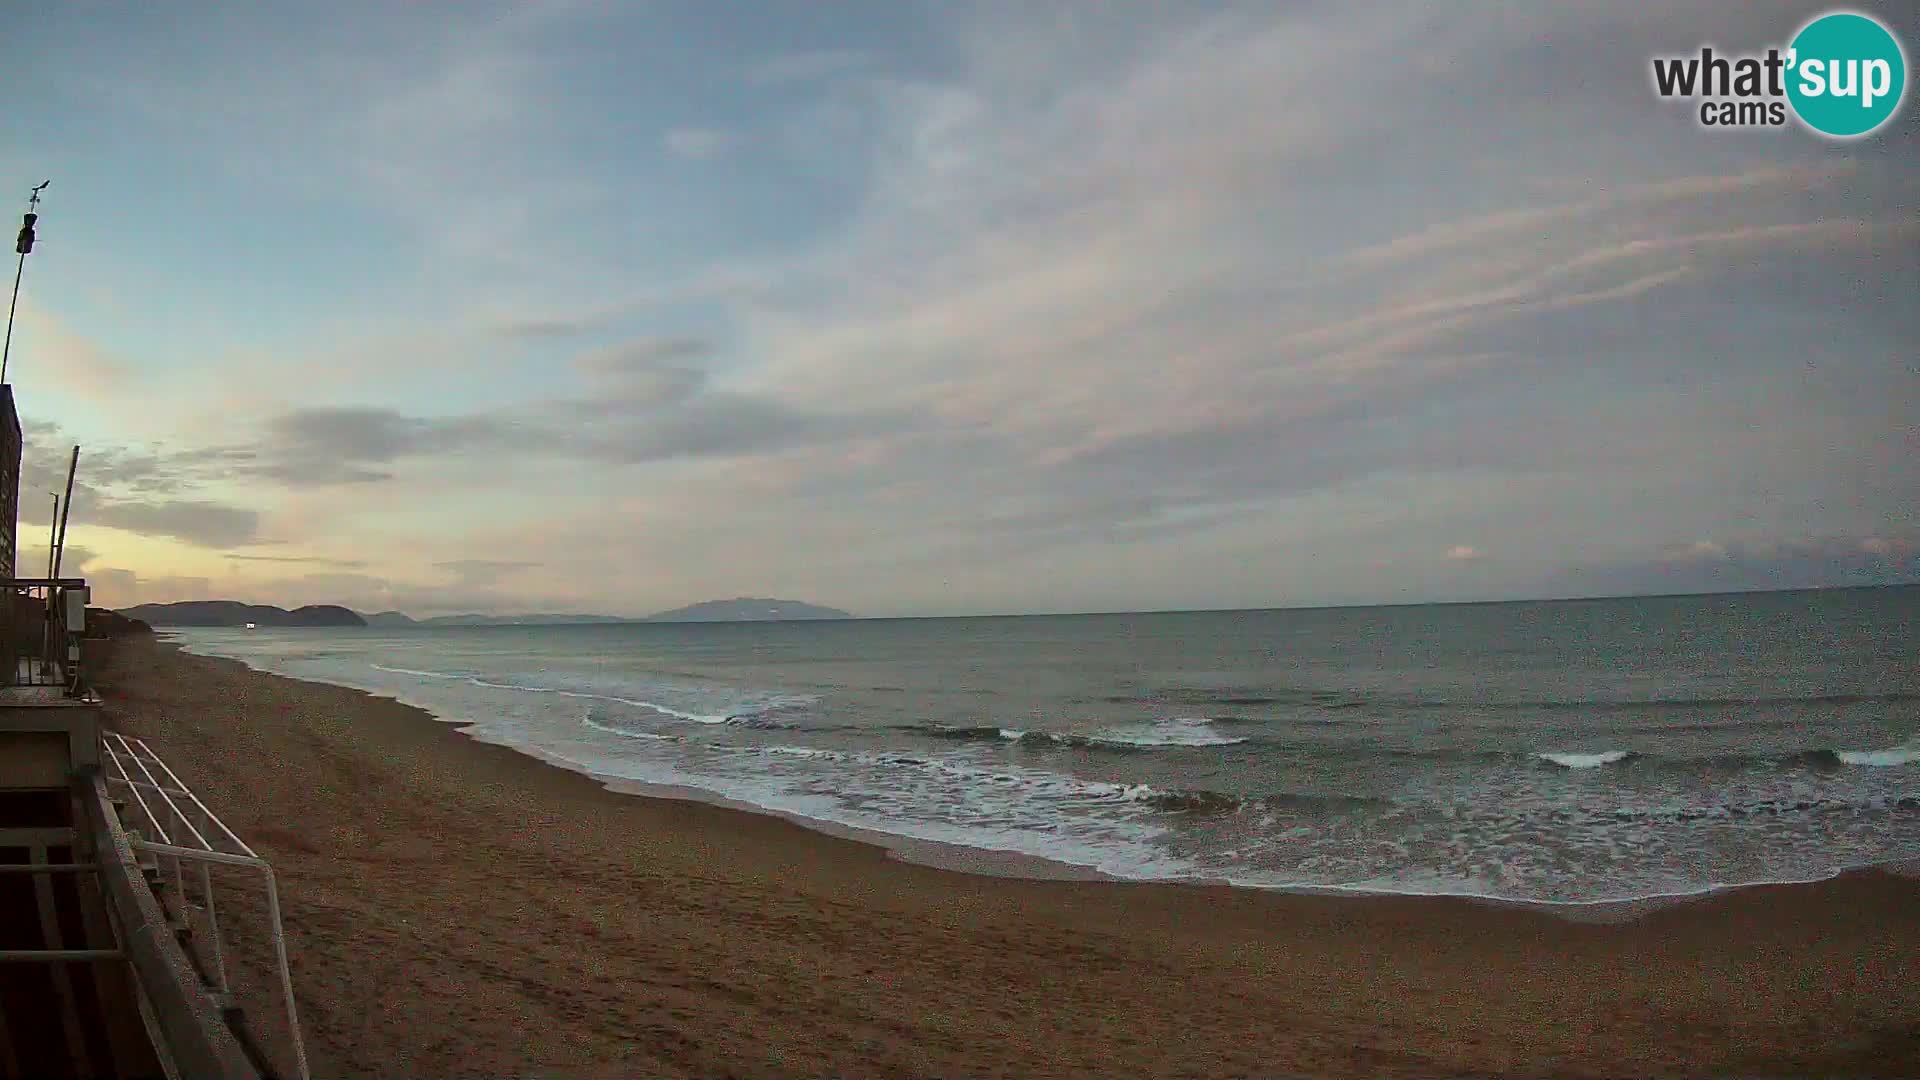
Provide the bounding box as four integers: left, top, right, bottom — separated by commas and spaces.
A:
92, 636, 1919, 1079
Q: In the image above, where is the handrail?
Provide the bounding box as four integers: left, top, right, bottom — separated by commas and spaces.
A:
139, 748, 261, 858
87, 773, 261, 1080
101, 733, 311, 1080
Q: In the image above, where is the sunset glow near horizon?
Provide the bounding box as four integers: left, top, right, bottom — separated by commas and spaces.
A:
3, 2, 1915, 618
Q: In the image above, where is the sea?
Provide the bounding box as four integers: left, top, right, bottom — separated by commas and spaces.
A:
167, 587, 1919, 906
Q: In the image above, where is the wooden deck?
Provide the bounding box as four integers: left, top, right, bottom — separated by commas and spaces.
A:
0, 672, 267, 1079
0, 788, 163, 1079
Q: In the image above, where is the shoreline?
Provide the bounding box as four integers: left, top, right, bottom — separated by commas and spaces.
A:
97, 634, 1920, 1077
160, 631, 1913, 922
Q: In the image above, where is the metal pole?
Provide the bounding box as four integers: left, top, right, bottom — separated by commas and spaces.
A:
51, 449, 77, 687
2, 182, 49, 386
52, 446, 77, 579
1, 249, 24, 384
42, 495, 56, 676
264, 869, 312, 1080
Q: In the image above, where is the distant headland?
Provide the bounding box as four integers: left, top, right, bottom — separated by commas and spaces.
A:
116, 597, 854, 627
118, 601, 367, 627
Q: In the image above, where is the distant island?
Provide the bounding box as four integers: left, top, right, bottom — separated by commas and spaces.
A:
117, 597, 853, 627
119, 601, 366, 627
644, 598, 853, 622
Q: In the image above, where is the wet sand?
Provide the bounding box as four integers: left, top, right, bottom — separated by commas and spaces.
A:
94, 636, 1920, 1078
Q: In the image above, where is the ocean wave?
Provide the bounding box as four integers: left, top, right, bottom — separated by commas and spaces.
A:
1406, 691, 1920, 713
1539, 750, 1635, 769
370, 664, 464, 679
1123, 785, 1389, 817
369, 662, 803, 726
912, 720, 1918, 776
1592, 794, 1920, 824
1534, 745, 1920, 772
731, 743, 1373, 820
1833, 738, 1920, 768
580, 709, 679, 742
917, 717, 1247, 750
1102, 687, 1920, 716
1108, 688, 1371, 710
1703, 746, 1918, 771
1092, 718, 1248, 747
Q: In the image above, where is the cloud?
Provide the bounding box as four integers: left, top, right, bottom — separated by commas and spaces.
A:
86, 499, 260, 548
1445, 545, 1484, 562
243, 407, 532, 485
492, 317, 599, 340
217, 372, 903, 483
487, 294, 681, 341
19, 544, 97, 577
16, 426, 262, 547
663, 127, 736, 160
574, 338, 711, 378
1337, 166, 1857, 270
91, 568, 215, 609
435, 559, 538, 587
225, 553, 368, 568
131, 568, 583, 619
747, 49, 871, 86
1546, 534, 1920, 597
1670, 540, 1728, 559
17, 2, 1920, 616
12, 303, 141, 403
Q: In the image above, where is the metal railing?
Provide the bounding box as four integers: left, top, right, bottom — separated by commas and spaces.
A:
101, 732, 310, 1080
0, 576, 89, 692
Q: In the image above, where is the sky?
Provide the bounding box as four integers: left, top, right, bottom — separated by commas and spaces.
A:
1, 0, 1915, 617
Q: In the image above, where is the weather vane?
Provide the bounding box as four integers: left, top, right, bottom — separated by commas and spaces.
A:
3, 180, 51, 385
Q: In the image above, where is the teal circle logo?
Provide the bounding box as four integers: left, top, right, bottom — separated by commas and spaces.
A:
1786, 11, 1907, 138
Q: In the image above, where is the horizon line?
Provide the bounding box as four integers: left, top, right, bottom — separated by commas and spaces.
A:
116, 580, 1919, 625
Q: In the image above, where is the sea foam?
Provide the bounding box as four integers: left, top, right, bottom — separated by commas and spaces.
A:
1836, 739, 1920, 767
925, 717, 1247, 750
1538, 749, 1634, 769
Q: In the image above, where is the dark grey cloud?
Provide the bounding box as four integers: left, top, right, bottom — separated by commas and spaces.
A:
570, 340, 713, 411
570, 390, 888, 464
268, 407, 514, 462
19, 427, 262, 548
224, 372, 904, 484
225, 553, 368, 568
87, 499, 260, 549
574, 337, 711, 377
244, 407, 534, 485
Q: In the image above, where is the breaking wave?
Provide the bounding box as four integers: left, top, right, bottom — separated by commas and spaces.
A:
1539, 750, 1635, 769
733, 744, 1383, 819
1833, 738, 1920, 768
369, 663, 808, 727
919, 717, 1247, 750
1104, 688, 1920, 715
